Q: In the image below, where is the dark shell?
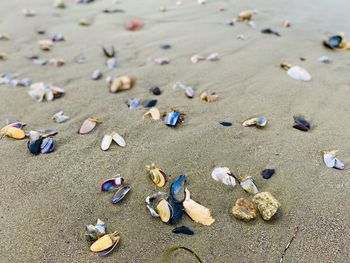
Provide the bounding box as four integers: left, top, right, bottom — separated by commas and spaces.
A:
261, 28, 281, 37
323, 35, 342, 49
28, 139, 43, 155
172, 226, 194, 235
261, 169, 275, 179
165, 111, 180, 127
167, 196, 184, 225
111, 185, 130, 204
41, 137, 55, 154
143, 99, 157, 108
151, 87, 161, 95
160, 44, 171, 50
102, 46, 115, 58
293, 115, 310, 131
98, 240, 119, 256
218, 121, 232, 127
101, 177, 125, 192
170, 175, 187, 203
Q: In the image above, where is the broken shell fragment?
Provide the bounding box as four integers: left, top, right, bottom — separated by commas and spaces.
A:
22, 8, 36, 17
252, 192, 280, 221
293, 115, 310, 131
54, 0, 66, 8
106, 58, 117, 69
164, 109, 185, 127
242, 116, 267, 128
323, 150, 345, 170
49, 58, 65, 67
238, 10, 255, 21
144, 107, 161, 120
183, 189, 215, 226
127, 98, 140, 109
40, 137, 55, 154
172, 226, 194, 235
101, 176, 126, 192
200, 91, 218, 102
190, 54, 205, 64
146, 163, 168, 187
143, 99, 157, 108
156, 199, 172, 223
124, 20, 143, 31
240, 177, 259, 194
111, 185, 130, 204
109, 76, 134, 93
38, 40, 53, 51
318, 56, 332, 64
91, 69, 102, 80
79, 117, 101, 134
323, 35, 342, 49
27, 131, 43, 155
154, 57, 170, 65
211, 167, 236, 187
85, 219, 106, 241
231, 198, 257, 222
79, 18, 92, 26
206, 53, 219, 61
90, 232, 120, 252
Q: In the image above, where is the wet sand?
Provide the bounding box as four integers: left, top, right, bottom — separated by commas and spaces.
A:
0, 0, 350, 262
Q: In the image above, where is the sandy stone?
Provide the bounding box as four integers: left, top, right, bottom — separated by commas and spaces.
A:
252, 192, 280, 221
231, 198, 257, 222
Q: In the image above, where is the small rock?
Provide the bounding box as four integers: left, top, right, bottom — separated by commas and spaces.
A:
252, 192, 280, 221
151, 86, 161, 95
231, 198, 257, 222
261, 169, 275, 179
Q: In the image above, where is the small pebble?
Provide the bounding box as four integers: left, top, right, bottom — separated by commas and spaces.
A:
151, 86, 161, 95
261, 169, 275, 179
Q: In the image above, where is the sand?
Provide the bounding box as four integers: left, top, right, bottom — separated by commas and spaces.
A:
1, 0, 350, 262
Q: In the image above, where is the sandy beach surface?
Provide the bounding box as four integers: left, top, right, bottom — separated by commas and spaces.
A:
1, 0, 350, 262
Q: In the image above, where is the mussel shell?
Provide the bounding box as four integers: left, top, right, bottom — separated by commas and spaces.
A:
256, 116, 267, 127
167, 196, 184, 225
101, 176, 125, 192
40, 137, 55, 154
218, 121, 232, 127
170, 175, 187, 203
261, 169, 275, 179
293, 115, 310, 131
172, 226, 194, 235
323, 35, 342, 49
143, 99, 157, 108
111, 185, 130, 204
165, 111, 180, 126
28, 139, 43, 155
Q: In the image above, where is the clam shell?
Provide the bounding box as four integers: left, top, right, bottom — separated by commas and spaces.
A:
323, 150, 344, 169
211, 167, 236, 187
156, 199, 172, 223
170, 175, 187, 203
206, 53, 219, 61
101, 134, 113, 151
144, 108, 161, 120
242, 117, 258, 127
287, 66, 312, 81
79, 118, 98, 134
2, 126, 25, 139
90, 232, 120, 252
111, 185, 130, 204
101, 176, 125, 192
112, 132, 126, 147
185, 87, 194, 98
183, 189, 215, 226
98, 238, 119, 256
147, 164, 168, 187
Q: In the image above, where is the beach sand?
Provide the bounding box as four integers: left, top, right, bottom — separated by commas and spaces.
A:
0, 0, 350, 262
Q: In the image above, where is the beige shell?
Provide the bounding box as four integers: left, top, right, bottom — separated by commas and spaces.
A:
156, 199, 171, 223
90, 232, 120, 252
238, 10, 254, 21
146, 163, 166, 187
38, 40, 53, 51
200, 91, 218, 102
183, 189, 215, 226
144, 108, 161, 120
109, 76, 134, 93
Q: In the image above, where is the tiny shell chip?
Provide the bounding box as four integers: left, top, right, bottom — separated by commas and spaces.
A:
154, 57, 170, 65
91, 69, 102, 80
79, 117, 100, 134
185, 87, 194, 98
112, 132, 126, 147
144, 107, 160, 120
211, 167, 236, 187
219, 121, 232, 127
85, 219, 106, 241
287, 66, 312, 81
238, 10, 254, 21
79, 18, 91, 26
38, 40, 53, 51
22, 9, 36, 17
49, 58, 65, 67
101, 134, 113, 151
106, 58, 117, 69
242, 117, 258, 127
191, 54, 205, 64
206, 53, 219, 61
160, 44, 171, 50
124, 20, 143, 31
323, 150, 344, 170
127, 98, 140, 109
318, 56, 332, 64
200, 91, 218, 102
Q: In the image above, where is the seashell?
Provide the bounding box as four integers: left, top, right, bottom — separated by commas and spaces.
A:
154, 57, 170, 65
51, 33, 65, 42
159, 5, 166, 12
170, 175, 187, 203
237, 34, 246, 40
240, 178, 259, 194
106, 58, 117, 69
198, 0, 206, 4
40, 137, 55, 154
146, 163, 168, 187
90, 232, 120, 252
256, 116, 267, 127
0, 53, 8, 60
190, 54, 205, 64
200, 91, 218, 102
283, 21, 291, 27
293, 115, 310, 131
165, 111, 180, 126
0, 34, 10, 41
111, 185, 130, 204
49, 58, 65, 67
124, 20, 144, 31
143, 99, 157, 108
54, 0, 65, 8
150, 86, 161, 95
211, 167, 236, 187
167, 196, 184, 225
218, 121, 232, 127
127, 98, 140, 109
226, 19, 235, 26
79, 18, 91, 26
160, 44, 171, 50
52, 111, 69, 123
238, 10, 254, 21
76, 55, 87, 64
28, 82, 64, 102
22, 8, 36, 17
242, 116, 267, 128
323, 35, 342, 49
261, 169, 275, 179
323, 150, 345, 170
1, 123, 26, 139
101, 134, 113, 151
156, 199, 172, 223
287, 66, 312, 81
318, 56, 332, 64
33, 59, 47, 65
91, 69, 102, 80
145, 191, 166, 217
185, 87, 194, 98
38, 128, 58, 138
172, 226, 194, 235
29, 131, 41, 141
261, 28, 281, 37
206, 53, 219, 61
109, 76, 133, 93
102, 46, 115, 58
79, 117, 101, 134
38, 40, 53, 51
85, 219, 106, 241
144, 107, 161, 120
97, 238, 119, 256
183, 189, 215, 226
112, 132, 126, 147
28, 139, 43, 155
101, 176, 126, 192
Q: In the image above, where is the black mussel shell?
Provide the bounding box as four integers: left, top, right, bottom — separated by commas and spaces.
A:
143, 99, 157, 108
167, 196, 184, 225
261, 169, 275, 179
219, 121, 232, 126
151, 86, 161, 95
170, 175, 187, 203
323, 35, 342, 49
261, 28, 280, 37
28, 139, 43, 155
293, 115, 310, 131
172, 226, 194, 235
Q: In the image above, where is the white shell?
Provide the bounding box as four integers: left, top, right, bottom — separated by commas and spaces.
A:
287, 66, 312, 81
206, 53, 219, 61
52, 111, 69, 123
211, 167, 236, 187
101, 134, 113, 151
112, 133, 126, 147
190, 54, 205, 64
323, 150, 344, 169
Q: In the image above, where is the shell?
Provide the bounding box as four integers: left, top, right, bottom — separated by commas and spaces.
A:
52, 111, 69, 123
79, 117, 100, 134
111, 185, 130, 204
200, 91, 218, 102
49, 58, 65, 67
172, 226, 194, 235
211, 167, 236, 187
91, 69, 102, 80
183, 189, 215, 226
170, 175, 187, 203
256, 116, 267, 127
112, 132, 126, 147
98, 238, 119, 256
127, 98, 140, 109
54, 0, 65, 8
1, 126, 25, 139
185, 87, 194, 98
293, 115, 310, 131
38, 40, 53, 51
27, 139, 43, 155
206, 53, 219, 61
154, 57, 170, 65
190, 54, 205, 63
240, 178, 259, 194
144, 107, 161, 120
165, 111, 180, 126
167, 196, 184, 225
145, 191, 166, 218
143, 99, 157, 108
109, 76, 133, 93
101, 134, 113, 151
90, 232, 120, 252
238, 10, 254, 21
146, 163, 168, 187
218, 121, 232, 127
106, 58, 117, 69
124, 20, 144, 31
101, 176, 125, 192
156, 199, 172, 223
242, 117, 258, 127
261, 169, 275, 179
85, 219, 106, 241
287, 66, 312, 81
323, 35, 342, 49
41, 137, 55, 154
150, 86, 161, 95
323, 150, 344, 170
